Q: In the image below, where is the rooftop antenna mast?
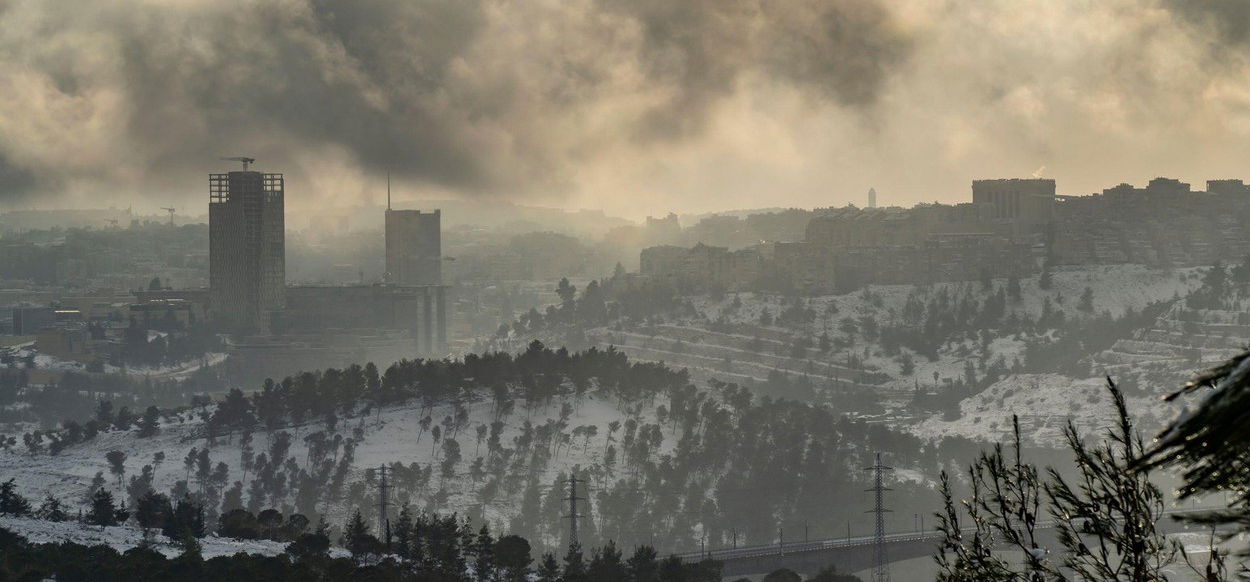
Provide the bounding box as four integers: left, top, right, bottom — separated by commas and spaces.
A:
221, 156, 256, 171
387, 171, 391, 211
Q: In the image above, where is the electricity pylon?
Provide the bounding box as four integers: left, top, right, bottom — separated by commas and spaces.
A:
864, 452, 894, 582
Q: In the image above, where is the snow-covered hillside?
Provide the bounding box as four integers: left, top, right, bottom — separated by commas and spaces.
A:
907, 373, 1186, 447
696, 264, 1199, 325
1, 393, 658, 536
588, 265, 1199, 395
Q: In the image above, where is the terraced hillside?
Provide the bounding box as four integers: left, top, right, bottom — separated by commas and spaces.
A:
560, 266, 1200, 405
479, 265, 1207, 443
910, 265, 1249, 446
1092, 298, 1250, 388
588, 324, 892, 392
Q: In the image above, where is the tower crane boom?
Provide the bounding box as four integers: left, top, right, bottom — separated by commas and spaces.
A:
220, 156, 256, 171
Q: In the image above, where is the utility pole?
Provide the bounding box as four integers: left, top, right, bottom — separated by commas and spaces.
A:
563, 474, 584, 549
864, 452, 894, 582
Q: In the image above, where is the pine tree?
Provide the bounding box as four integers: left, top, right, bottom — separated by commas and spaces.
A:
221, 481, 244, 513
588, 540, 627, 582
37, 494, 66, 521
162, 496, 205, 539
105, 450, 127, 490
1047, 379, 1175, 580
137, 405, 160, 437
474, 525, 496, 581
126, 464, 155, 508
938, 388, 1183, 581
179, 530, 203, 561
495, 535, 532, 582
83, 471, 106, 505
1139, 348, 1250, 540
562, 541, 588, 582
0, 479, 31, 516
626, 546, 659, 582
535, 552, 561, 582
86, 488, 121, 527
95, 400, 114, 426
135, 490, 170, 531
344, 509, 375, 557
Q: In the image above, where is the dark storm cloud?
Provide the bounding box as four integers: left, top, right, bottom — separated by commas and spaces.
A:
602, 0, 909, 141
1164, 0, 1250, 46
113, 1, 491, 187
0, 151, 37, 201
11, 0, 1250, 216
0, 0, 911, 207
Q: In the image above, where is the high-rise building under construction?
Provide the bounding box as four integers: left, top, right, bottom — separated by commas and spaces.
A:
209, 164, 285, 333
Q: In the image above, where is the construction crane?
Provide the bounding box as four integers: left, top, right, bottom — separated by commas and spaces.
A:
160, 207, 175, 225
221, 156, 256, 171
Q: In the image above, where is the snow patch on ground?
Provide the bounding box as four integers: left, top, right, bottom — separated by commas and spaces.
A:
0, 515, 352, 559
909, 373, 1179, 447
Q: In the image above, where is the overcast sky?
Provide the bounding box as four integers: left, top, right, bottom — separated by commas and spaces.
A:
1, 0, 1249, 218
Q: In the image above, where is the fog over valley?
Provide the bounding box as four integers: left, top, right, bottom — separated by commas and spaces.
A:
4, 2, 1250, 581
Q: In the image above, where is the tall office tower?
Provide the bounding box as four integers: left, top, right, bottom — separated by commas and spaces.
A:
209, 165, 285, 333
385, 208, 442, 286
868, 187, 877, 208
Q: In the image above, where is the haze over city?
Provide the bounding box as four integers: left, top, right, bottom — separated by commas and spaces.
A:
4, 0, 1250, 217
7, 2, 1250, 581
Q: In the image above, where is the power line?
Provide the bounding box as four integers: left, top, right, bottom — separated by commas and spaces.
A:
563, 473, 585, 549
863, 452, 894, 582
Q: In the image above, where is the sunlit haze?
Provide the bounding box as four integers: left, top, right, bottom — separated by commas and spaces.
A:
2, 0, 1250, 218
